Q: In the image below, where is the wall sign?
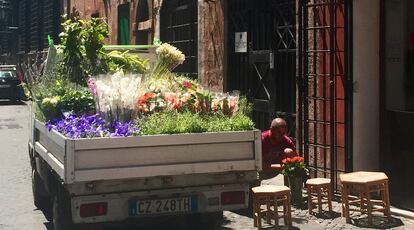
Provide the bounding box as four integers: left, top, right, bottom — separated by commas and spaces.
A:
235, 32, 247, 53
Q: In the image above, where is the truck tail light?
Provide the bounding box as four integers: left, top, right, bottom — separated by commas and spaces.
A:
80, 202, 107, 218
221, 191, 245, 205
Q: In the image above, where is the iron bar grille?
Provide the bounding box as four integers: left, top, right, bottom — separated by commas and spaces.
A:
160, 0, 198, 78
226, 0, 297, 135
298, 0, 352, 192
17, 0, 61, 53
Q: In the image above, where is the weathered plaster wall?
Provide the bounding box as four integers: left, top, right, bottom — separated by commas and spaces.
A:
353, 0, 380, 171
198, 0, 225, 92
69, 0, 144, 45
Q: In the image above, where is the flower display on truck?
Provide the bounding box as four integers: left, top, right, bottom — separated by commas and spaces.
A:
25, 16, 254, 139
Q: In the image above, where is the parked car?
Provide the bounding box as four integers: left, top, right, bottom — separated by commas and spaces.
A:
0, 65, 23, 102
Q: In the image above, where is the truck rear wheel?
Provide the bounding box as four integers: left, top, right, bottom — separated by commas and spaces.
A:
32, 169, 50, 210
52, 185, 74, 230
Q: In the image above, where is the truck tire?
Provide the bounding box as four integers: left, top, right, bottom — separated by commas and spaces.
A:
52, 185, 74, 230
32, 169, 50, 210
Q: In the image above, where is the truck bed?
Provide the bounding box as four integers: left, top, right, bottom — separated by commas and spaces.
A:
32, 119, 262, 184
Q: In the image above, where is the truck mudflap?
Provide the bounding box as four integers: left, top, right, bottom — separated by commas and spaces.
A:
71, 183, 250, 224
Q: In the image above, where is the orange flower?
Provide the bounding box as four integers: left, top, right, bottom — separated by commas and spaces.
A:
138, 92, 157, 105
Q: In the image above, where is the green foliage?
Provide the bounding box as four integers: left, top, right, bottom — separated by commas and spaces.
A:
58, 17, 149, 86
236, 96, 253, 116
59, 18, 86, 85
81, 17, 110, 76
106, 51, 149, 74
33, 79, 95, 120
139, 111, 254, 135
59, 86, 95, 114
206, 113, 254, 132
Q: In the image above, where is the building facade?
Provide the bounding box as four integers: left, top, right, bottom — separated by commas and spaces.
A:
3, 0, 413, 211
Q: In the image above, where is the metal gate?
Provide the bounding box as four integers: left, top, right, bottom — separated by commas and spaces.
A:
298, 0, 353, 190
227, 0, 297, 135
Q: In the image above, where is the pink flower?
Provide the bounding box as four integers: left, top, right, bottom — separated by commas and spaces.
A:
182, 81, 192, 89
87, 78, 97, 96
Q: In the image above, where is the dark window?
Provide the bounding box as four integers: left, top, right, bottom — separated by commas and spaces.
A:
160, 0, 198, 78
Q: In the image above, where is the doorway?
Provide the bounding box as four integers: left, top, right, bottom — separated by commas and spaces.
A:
118, 3, 130, 45
383, 0, 414, 211
226, 0, 297, 136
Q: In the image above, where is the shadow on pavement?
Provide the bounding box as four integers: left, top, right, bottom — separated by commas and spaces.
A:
0, 100, 26, 106
311, 211, 341, 219
352, 216, 404, 229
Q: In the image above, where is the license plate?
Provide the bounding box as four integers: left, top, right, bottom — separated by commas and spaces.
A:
0, 85, 10, 88
129, 196, 197, 216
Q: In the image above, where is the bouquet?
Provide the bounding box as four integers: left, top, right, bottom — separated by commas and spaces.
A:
281, 156, 308, 178
151, 43, 185, 78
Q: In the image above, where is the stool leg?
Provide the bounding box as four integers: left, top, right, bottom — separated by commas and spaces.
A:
287, 194, 292, 227
282, 197, 288, 226
307, 185, 312, 214
384, 180, 391, 218
360, 190, 365, 211
343, 185, 351, 223
274, 196, 279, 227
253, 195, 257, 227
257, 201, 262, 230
317, 187, 323, 214
327, 186, 333, 212
266, 197, 271, 224
365, 185, 373, 225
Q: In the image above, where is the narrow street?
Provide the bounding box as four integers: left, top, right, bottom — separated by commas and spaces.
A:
0, 102, 50, 230
0, 102, 255, 230
1, 102, 414, 230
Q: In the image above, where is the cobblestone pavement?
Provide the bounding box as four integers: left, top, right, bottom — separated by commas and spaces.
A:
221, 176, 414, 230
1, 103, 414, 230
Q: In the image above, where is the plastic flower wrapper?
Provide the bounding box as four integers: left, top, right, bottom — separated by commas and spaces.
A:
92, 72, 144, 122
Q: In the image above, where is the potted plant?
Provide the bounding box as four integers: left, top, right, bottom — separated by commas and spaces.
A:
281, 156, 308, 206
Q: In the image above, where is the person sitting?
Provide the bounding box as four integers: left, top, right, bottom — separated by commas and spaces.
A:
261, 118, 297, 177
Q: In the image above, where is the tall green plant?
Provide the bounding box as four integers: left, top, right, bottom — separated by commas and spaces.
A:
59, 18, 87, 85
81, 17, 110, 75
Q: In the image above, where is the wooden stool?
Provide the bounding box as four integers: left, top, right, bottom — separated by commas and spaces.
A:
251, 185, 292, 229
340, 171, 391, 225
306, 178, 333, 214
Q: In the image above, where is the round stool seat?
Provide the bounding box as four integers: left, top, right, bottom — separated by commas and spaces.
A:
252, 185, 290, 195
306, 178, 331, 186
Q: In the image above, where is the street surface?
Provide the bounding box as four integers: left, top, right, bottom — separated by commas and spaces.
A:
1, 101, 414, 230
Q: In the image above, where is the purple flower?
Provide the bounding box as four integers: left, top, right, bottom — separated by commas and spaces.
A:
45, 114, 140, 139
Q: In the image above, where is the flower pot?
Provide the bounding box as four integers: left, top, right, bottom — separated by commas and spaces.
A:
288, 175, 303, 206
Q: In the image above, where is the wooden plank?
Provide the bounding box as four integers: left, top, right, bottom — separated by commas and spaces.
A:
34, 119, 67, 147
254, 130, 262, 171
74, 160, 256, 182
75, 142, 254, 169
74, 131, 256, 150
38, 131, 65, 163
65, 140, 75, 184
35, 142, 65, 179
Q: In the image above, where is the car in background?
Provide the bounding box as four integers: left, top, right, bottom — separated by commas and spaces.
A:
0, 65, 24, 102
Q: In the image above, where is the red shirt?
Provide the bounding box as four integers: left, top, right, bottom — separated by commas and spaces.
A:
261, 130, 296, 168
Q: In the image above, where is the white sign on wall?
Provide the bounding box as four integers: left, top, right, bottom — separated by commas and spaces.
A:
235, 32, 247, 53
